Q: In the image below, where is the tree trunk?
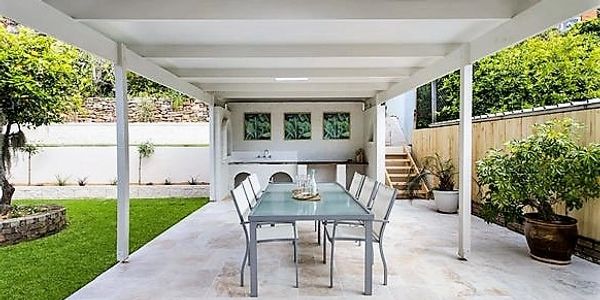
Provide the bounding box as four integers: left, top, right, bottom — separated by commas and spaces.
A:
27, 153, 32, 186
138, 154, 142, 185
0, 123, 13, 214
1, 176, 15, 211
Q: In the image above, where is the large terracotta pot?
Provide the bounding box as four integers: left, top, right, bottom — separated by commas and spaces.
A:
524, 213, 578, 265
432, 190, 458, 214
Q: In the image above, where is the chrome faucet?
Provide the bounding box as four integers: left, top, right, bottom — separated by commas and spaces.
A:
256, 149, 271, 159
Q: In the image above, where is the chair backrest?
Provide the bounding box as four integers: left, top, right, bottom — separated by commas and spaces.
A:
348, 172, 364, 198
249, 173, 262, 197
231, 184, 251, 223
370, 183, 397, 239
358, 176, 377, 209
242, 179, 257, 208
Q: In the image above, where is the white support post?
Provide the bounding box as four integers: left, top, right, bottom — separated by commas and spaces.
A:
458, 63, 473, 260
374, 104, 386, 182
115, 43, 130, 263
208, 104, 216, 202
335, 164, 347, 188
431, 81, 437, 123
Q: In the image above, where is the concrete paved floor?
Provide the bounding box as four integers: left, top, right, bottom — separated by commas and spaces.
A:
68, 200, 600, 300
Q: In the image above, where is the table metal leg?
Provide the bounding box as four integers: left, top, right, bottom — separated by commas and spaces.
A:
364, 220, 373, 295
250, 221, 258, 297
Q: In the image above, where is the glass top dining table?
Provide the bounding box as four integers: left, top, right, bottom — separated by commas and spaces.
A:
248, 182, 374, 297
249, 182, 373, 222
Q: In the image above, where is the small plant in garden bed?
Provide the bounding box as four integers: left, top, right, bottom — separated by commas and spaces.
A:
137, 141, 155, 185
77, 177, 88, 186
0, 205, 57, 220
55, 175, 70, 186
188, 176, 199, 185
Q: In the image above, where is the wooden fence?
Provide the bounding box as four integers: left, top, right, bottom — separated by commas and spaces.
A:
412, 106, 600, 241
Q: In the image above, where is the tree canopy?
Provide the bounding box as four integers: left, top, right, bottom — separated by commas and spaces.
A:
0, 19, 191, 209
0, 24, 86, 209
416, 18, 600, 128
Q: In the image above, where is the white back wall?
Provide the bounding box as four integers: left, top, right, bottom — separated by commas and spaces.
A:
8, 123, 210, 185
229, 102, 365, 160
386, 90, 417, 143
20, 122, 210, 145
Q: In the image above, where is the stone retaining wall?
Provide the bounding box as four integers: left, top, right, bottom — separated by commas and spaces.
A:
0, 207, 67, 246
63, 97, 209, 123
13, 184, 210, 200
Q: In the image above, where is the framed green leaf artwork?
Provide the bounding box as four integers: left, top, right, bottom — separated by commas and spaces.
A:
284, 113, 312, 140
244, 113, 271, 140
323, 112, 351, 140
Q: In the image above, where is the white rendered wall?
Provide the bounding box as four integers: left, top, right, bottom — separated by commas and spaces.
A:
386, 90, 417, 143
8, 123, 210, 185
228, 102, 365, 160
19, 122, 210, 145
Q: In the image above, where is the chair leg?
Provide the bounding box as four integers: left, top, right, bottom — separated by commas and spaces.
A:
322, 231, 327, 264
379, 241, 388, 286
293, 240, 299, 288
241, 243, 248, 287
293, 241, 297, 262
329, 240, 335, 288
317, 221, 321, 245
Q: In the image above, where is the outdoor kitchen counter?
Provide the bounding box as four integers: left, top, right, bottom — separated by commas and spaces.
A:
227, 160, 368, 165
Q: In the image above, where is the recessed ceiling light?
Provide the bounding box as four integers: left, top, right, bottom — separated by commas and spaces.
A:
274, 77, 309, 82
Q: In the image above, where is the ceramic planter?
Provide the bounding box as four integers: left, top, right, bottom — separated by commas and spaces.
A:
524, 213, 578, 265
432, 190, 458, 213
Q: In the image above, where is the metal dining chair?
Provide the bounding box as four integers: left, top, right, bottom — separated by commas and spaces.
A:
241, 179, 257, 208
231, 184, 299, 288
348, 172, 365, 198
248, 173, 263, 199
323, 182, 397, 287
357, 176, 378, 210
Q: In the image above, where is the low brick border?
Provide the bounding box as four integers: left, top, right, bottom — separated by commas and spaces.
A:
0, 206, 67, 246
471, 202, 600, 265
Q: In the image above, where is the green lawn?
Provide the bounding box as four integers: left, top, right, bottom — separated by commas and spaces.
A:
0, 198, 208, 300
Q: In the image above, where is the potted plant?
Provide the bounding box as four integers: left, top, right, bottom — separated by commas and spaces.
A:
408, 153, 458, 213
477, 118, 600, 264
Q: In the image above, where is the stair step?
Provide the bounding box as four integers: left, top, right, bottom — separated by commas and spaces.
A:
386, 166, 412, 170
385, 154, 408, 159
386, 158, 410, 162
388, 173, 412, 178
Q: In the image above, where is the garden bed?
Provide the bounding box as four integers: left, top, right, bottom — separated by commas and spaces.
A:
0, 205, 67, 246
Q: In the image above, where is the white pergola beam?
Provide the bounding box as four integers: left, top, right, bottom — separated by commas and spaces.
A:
184, 77, 403, 84
217, 90, 374, 99
173, 68, 416, 79
125, 50, 213, 103
199, 83, 389, 92
46, 0, 524, 20
134, 44, 456, 59
0, 0, 117, 60
374, 0, 600, 104
0, 0, 212, 104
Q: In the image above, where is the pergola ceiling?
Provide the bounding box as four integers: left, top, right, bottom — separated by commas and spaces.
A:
3, 0, 597, 104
